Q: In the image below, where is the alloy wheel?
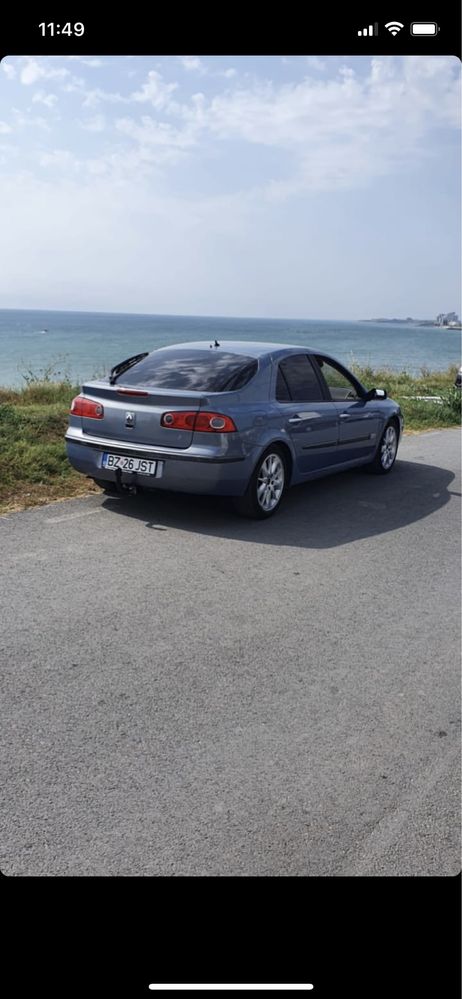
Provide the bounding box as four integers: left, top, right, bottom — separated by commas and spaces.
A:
256, 453, 285, 512
381, 425, 398, 470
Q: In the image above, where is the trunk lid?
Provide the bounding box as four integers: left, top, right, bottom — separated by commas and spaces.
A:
80, 381, 207, 448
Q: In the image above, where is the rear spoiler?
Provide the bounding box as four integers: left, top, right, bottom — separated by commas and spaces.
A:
109, 352, 149, 385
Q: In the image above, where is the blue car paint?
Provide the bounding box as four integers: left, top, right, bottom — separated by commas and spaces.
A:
65, 341, 403, 498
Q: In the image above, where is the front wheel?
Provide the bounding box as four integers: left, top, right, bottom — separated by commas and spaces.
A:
233, 447, 287, 519
367, 421, 399, 475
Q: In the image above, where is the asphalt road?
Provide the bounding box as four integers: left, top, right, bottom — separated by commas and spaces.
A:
1, 429, 460, 876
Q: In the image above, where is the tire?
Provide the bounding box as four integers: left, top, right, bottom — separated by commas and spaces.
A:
92, 477, 120, 494
234, 446, 287, 519
366, 421, 399, 475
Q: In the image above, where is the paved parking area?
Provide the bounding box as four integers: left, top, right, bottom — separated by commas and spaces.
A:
1, 429, 460, 875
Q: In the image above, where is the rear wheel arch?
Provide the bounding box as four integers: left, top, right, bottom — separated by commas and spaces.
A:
264, 439, 293, 484
234, 441, 291, 518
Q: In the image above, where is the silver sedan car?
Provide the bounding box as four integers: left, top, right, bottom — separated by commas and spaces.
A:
65, 340, 403, 518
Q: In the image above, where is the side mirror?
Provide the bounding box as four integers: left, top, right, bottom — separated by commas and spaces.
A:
364, 387, 387, 401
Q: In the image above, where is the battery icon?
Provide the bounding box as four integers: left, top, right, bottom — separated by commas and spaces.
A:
410, 22, 439, 35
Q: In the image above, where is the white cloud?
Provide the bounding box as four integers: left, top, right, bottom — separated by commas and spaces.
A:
166, 56, 461, 196
11, 109, 51, 131
0, 56, 459, 319
178, 56, 205, 73
1, 62, 16, 79
38, 56, 457, 197
79, 87, 127, 108
79, 114, 106, 132
115, 115, 196, 166
19, 58, 70, 85
177, 55, 235, 78
131, 70, 179, 109
38, 149, 80, 171
306, 57, 327, 72
20, 61, 44, 85
0, 121, 12, 134
1, 56, 460, 203
32, 91, 59, 108
67, 57, 104, 68
115, 115, 185, 144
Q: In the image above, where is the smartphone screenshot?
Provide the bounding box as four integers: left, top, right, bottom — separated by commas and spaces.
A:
1, 9, 460, 997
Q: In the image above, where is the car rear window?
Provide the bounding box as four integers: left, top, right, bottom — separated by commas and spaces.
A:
117, 348, 258, 391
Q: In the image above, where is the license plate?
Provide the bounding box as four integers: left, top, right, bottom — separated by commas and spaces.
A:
101, 453, 157, 475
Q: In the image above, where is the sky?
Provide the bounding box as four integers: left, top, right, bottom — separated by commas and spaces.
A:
0, 54, 460, 319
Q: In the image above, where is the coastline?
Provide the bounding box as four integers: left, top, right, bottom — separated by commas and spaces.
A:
1, 364, 459, 516
1, 310, 460, 389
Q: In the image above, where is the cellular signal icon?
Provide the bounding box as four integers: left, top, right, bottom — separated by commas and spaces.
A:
358, 23, 379, 36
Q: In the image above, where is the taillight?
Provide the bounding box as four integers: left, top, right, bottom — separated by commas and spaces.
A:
161, 411, 237, 433
70, 395, 104, 419
195, 412, 236, 432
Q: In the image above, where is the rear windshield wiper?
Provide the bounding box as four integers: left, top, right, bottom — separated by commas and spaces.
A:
109, 352, 149, 385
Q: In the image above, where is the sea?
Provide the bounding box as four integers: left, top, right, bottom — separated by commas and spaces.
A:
0, 308, 460, 388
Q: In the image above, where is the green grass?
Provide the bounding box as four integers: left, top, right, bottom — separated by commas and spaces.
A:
350, 363, 461, 431
0, 366, 460, 514
0, 380, 100, 513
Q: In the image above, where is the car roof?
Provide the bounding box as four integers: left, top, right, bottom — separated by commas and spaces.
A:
155, 340, 320, 359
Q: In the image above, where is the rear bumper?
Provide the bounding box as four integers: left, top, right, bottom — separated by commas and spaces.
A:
65, 430, 254, 497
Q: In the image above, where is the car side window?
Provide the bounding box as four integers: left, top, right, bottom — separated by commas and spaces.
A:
276, 355, 324, 402
315, 357, 361, 401
276, 367, 291, 401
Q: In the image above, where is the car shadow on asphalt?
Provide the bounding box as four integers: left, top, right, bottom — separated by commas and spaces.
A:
101, 458, 458, 549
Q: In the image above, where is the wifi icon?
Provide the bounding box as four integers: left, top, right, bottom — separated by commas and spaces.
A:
385, 21, 404, 35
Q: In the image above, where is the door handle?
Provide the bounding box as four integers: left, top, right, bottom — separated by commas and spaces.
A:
340, 412, 371, 419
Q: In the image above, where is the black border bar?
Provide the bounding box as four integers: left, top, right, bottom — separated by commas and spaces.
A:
1, 8, 461, 58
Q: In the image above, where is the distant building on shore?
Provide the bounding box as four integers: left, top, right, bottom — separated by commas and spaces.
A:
436, 312, 460, 327
362, 312, 461, 328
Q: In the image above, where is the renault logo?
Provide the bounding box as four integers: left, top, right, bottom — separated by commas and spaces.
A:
125, 411, 136, 428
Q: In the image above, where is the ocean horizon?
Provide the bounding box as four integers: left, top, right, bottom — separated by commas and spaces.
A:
1, 307, 460, 388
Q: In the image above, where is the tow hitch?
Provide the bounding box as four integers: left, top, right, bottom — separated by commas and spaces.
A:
127, 472, 138, 494
115, 468, 138, 494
